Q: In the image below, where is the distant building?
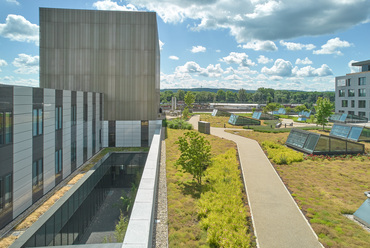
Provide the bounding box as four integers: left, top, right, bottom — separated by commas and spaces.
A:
335, 60, 370, 119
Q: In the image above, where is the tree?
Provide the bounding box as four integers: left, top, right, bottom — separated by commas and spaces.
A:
294, 104, 308, 113
226, 90, 236, 102
175, 131, 211, 186
176, 90, 186, 101
216, 90, 226, 102
285, 107, 292, 117
315, 97, 333, 130
184, 91, 195, 109
237, 88, 247, 102
265, 102, 280, 113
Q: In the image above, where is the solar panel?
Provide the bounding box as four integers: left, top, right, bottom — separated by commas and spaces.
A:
212, 109, 217, 116
348, 126, 363, 141
252, 112, 261, 119
339, 113, 348, 122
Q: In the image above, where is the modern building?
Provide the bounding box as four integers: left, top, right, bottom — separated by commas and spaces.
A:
335, 60, 370, 119
0, 8, 161, 233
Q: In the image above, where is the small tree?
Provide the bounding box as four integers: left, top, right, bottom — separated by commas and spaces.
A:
182, 107, 190, 120
175, 131, 211, 186
294, 104, 308, 113
285, 107, 291, 117
315, 97, 333, 130
184, 91, 195, 109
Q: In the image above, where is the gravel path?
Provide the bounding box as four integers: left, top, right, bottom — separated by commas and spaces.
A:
153, 136, 168, 247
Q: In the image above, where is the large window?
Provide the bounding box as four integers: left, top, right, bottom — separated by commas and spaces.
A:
359, 77, 366, 85
358, 100, 366, 108
348, 89, 355, 97
358, 89, 366, 97
341, 100, 348, 107
55, 106, 62, 130
0, 174, 12, 212
32, 159, 43, 189
55, 149, 62, 174
358, 112, 366, 118
71, 141, 76, 163
71, 105, 77, 126
351, 100, 355, 108
0, 112, 13, 145
346, 78, 351, 86
33, 108, 43, 136
338, 90, 345, 97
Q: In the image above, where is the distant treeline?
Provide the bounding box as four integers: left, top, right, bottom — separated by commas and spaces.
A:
161, 87, 335, 109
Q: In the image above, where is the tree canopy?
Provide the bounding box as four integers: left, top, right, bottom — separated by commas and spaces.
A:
315, 97, 334, 130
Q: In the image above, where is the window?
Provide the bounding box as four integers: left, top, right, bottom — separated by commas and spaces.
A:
359, 77, 366, 85
338, 90, 345, 97
348, 111, 354, 115
71, 105, 76, 126
337, 79, 345, 87
358, 112, 366, 118
358, 89, 366, 97
0, 174, 12, 210
341, 100, 348, 107
55, 106, 62, 130
71, 141, 76, 163
351, 100, 355, 108
358, 100, 366, 108
33, 108, 43, 136
55, 149, 62, 174
348, 89, 355, 97
346, 78, 351, 86
32, 159, 43, 189
0, 111, 13, 145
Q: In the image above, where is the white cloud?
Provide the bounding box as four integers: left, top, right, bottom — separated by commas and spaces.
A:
191, 45, 206, 53
169, 55, 179, 60
280, 40, 316, 50
12, 54, 39, 74
175, 61, 224, 78
225, 74, 242, 81
261, 59, 293, 76
129, 0, 370, 43
0, 14, 39, 45
295, 57, 313, 65
348, 60, 360, 73
175, 61, 202, 74
159, 40, 164, 50
205, 64, 224, 77
0, 76, 38, 87
239, 40, 277, 51
258, 55, 273, 64
220, 52, 256, 67
0, 59, 7, 72
93, 0, 137, 11
292, 64, 333, 77
6, 0, 19, 5
313, 37, 352, 55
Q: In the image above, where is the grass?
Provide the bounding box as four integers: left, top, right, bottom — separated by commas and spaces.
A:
166, 129, 253, 247
0, 147, 148, 247
226, 130, 370, 247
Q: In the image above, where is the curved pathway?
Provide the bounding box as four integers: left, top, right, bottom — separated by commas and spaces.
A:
189, 115, 322, 248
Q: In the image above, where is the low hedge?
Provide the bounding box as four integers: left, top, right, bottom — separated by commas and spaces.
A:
166, 119, 193, 130
262, 141, 303, 164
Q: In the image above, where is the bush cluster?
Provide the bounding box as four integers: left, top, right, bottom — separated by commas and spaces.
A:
262, 141, 303, 164
167, 119, 193, 130
304, 153, 369, 161
197, 149, 250, 247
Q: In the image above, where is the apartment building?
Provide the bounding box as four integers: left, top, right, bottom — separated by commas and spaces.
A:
335, 60, 370, 118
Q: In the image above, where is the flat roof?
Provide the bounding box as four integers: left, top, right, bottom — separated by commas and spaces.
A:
352, 60, 370, 66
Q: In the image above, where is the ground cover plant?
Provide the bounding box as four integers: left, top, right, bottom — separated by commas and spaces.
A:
166, 129, 253, 247
166, 118, 193, 130
262, 141, 303, 164
226, 130, 370, 247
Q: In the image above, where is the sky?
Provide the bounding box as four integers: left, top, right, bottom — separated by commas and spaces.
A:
0, 0, 370, 91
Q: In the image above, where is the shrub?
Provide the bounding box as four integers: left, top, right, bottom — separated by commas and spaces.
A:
197, 149, 250, 247
262, 141, 303, 164
167, 119, 193, 130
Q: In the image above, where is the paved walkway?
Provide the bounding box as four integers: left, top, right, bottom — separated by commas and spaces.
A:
189, 116, 322, 248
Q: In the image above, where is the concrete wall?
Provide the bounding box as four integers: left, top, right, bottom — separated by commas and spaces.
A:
39, 8, 160, 121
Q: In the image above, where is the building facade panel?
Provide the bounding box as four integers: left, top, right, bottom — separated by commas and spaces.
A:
76, 91, 84, 168
62, 91, 72, 179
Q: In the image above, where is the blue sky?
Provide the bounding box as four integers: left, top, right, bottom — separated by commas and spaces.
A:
0, 0, 370, 91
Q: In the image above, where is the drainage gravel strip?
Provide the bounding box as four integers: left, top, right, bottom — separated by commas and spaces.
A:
153, 138, 169, 247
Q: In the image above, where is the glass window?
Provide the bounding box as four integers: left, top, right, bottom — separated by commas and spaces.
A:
38, 109, 43, 135
359, 77, 366, 85
55, 149, 62, 174
348, 111, 355, 115
0, 113, 3, 145
348, 89, 355, 97
358, 89, 366, 97
33, 109, 38, 136
330, 137, 346, 153
4, 174, 12, 207
341, 100, 348, 107
358, 111, 366, 118
337, 79, 345, 86
338, 90, 345, 97
351, 100, 355, 108
55, 107, 62, 130
346, 78, 351, 86
5, 112, 12, 144
358, 100, 366, 108
71, 105, 76, 126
